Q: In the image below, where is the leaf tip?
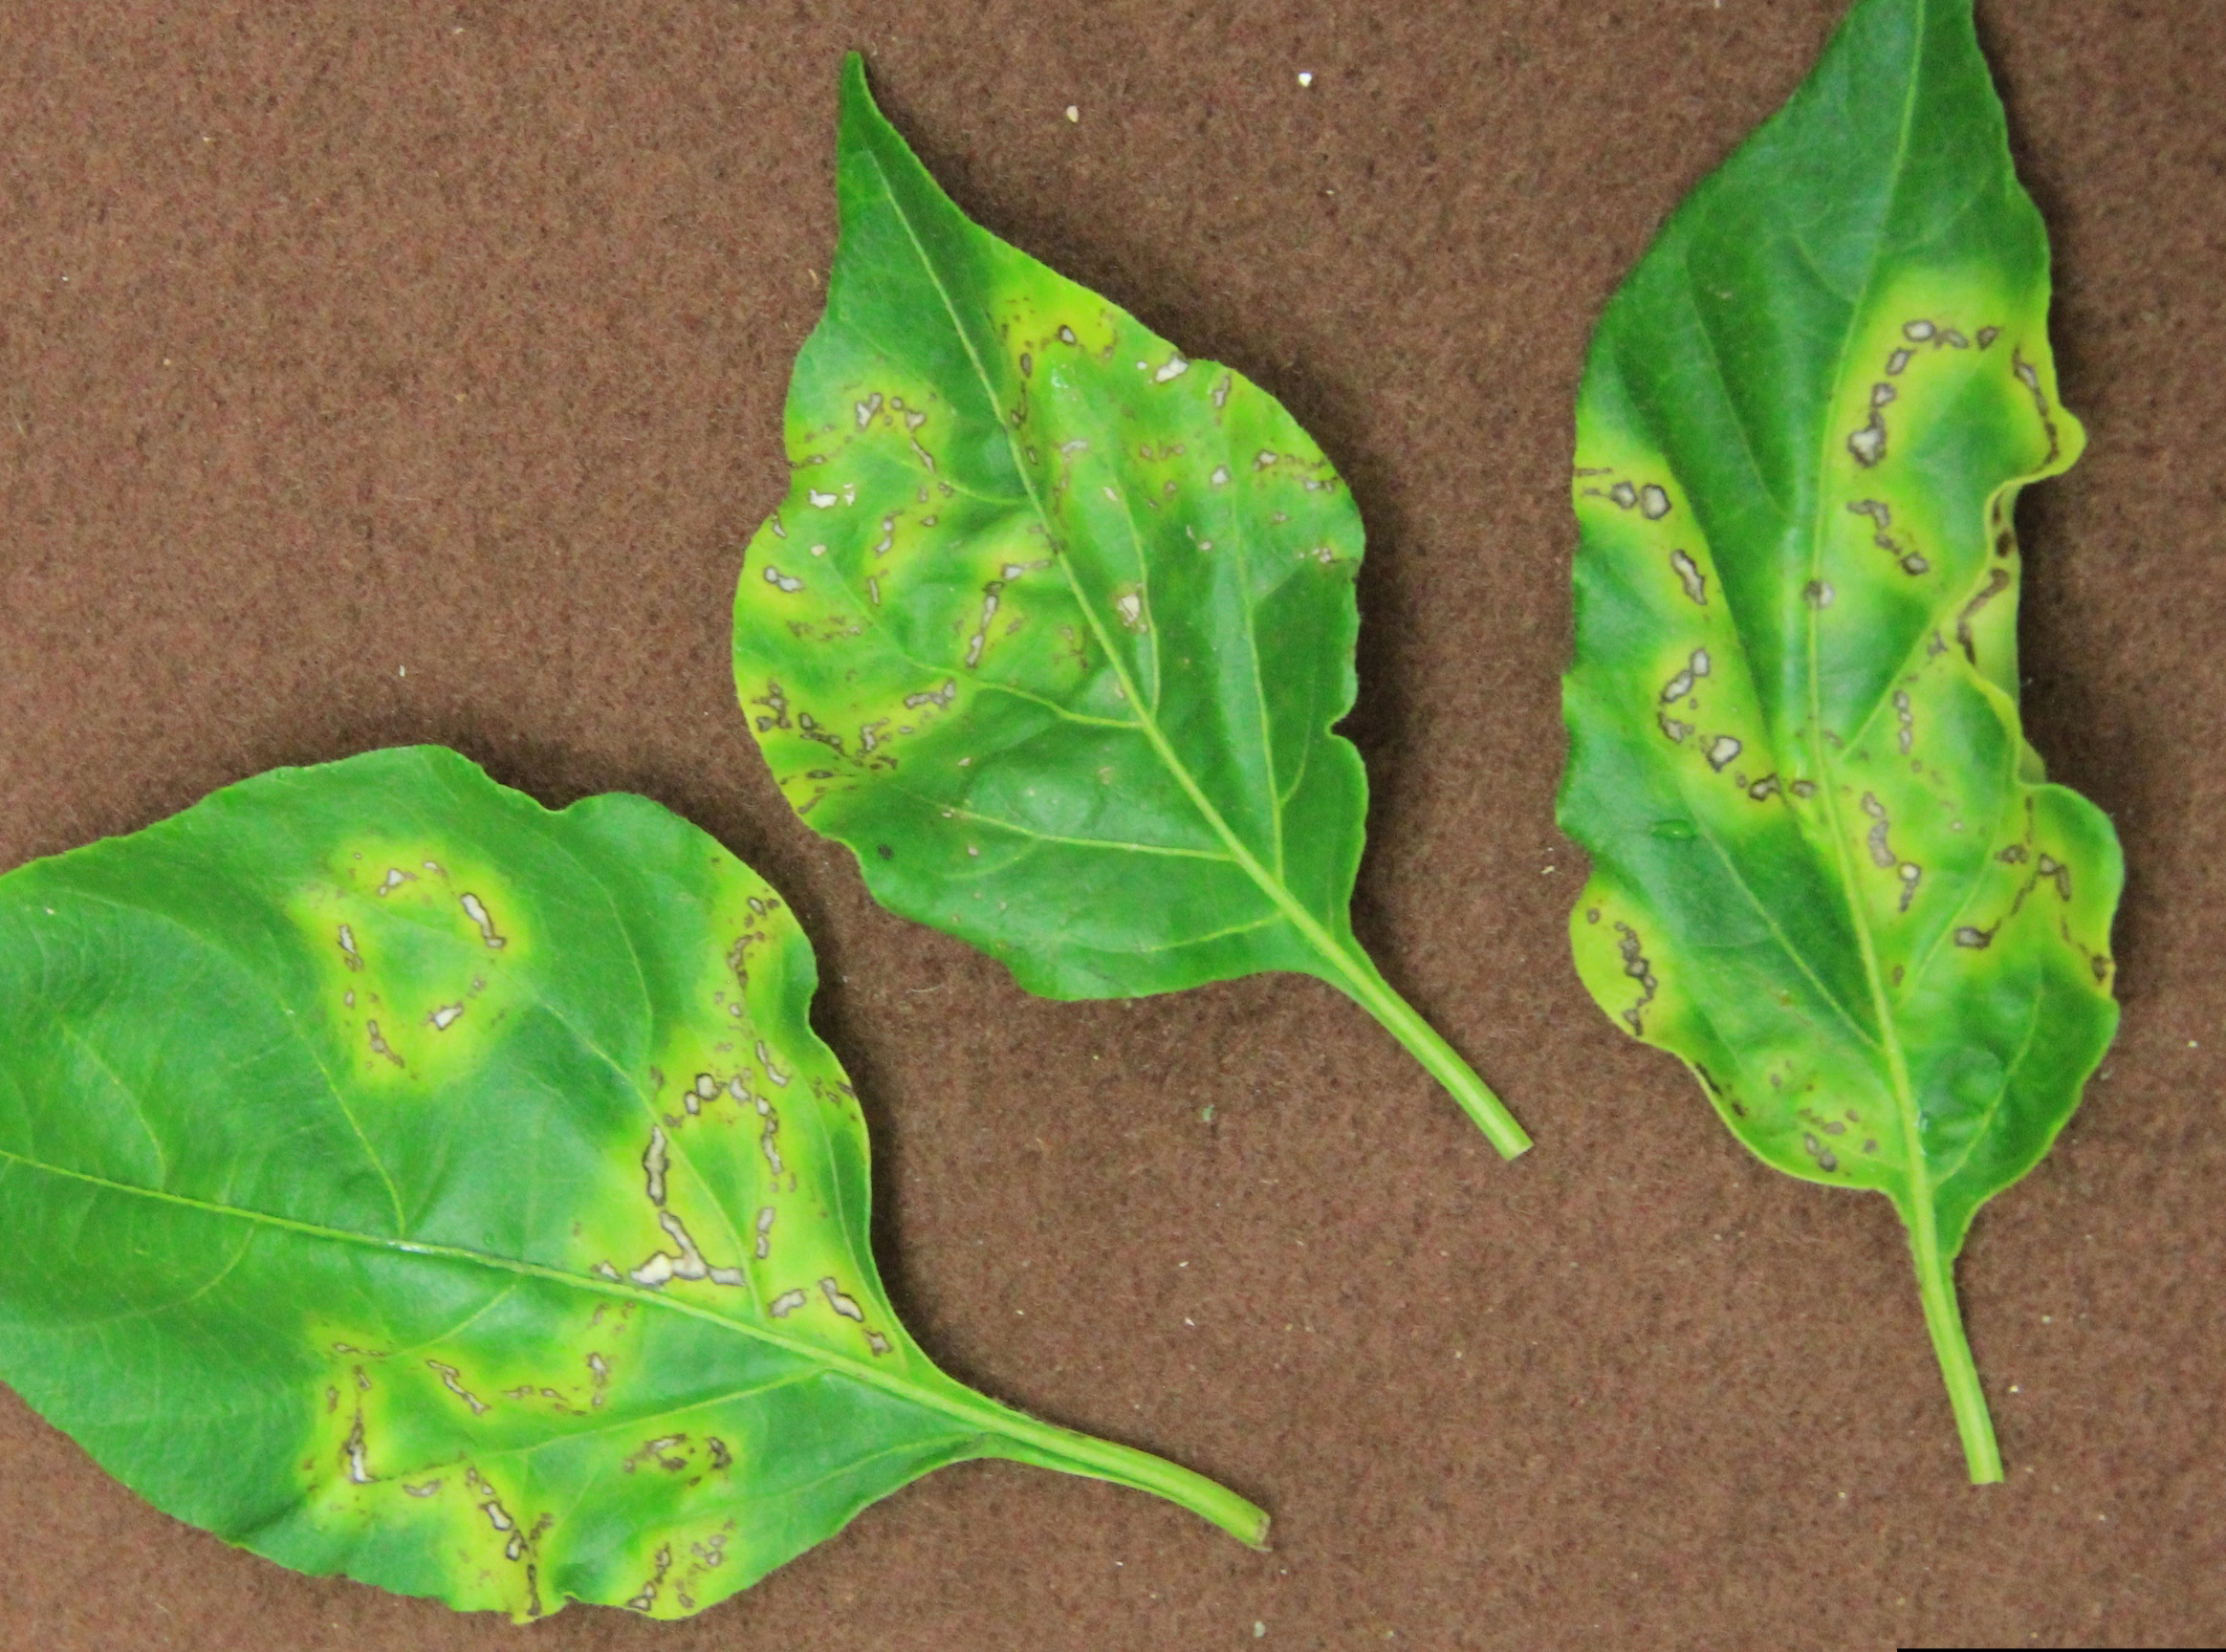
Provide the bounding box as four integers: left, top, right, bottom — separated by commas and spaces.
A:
838, 49, 875, 123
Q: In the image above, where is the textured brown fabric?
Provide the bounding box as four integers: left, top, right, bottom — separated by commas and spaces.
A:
0, 3, 2219, 1647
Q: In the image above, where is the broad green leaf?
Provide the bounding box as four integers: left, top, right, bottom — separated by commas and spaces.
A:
1559, 0, 2122, 1483
731, 56, 1529, 1158
0, 747, 1264, 1620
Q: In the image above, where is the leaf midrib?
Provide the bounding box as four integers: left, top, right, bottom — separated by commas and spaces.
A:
1797, 19, 1932, 1227
0, 1141, 1005, 1445
857, 142, 1360, 988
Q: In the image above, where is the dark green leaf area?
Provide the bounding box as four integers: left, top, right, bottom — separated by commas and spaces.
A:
1558, 0, 2121, 1480
736, 57, 1363, 1001
0, 748, 1262, 1620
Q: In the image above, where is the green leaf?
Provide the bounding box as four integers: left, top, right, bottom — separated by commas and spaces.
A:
731, 55, 1529, 1158
0, 747, 1265, 1620
1559, 0, 2122, 1483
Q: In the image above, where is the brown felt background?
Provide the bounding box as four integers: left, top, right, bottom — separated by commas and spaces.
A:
0, 2, 2218, 1647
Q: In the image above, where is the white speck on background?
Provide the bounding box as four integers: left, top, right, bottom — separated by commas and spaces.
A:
1064, 104, 1079, 122
1296, 71, 1313, 87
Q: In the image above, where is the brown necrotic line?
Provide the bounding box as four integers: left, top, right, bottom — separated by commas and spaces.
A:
1953, 569, 2013, 663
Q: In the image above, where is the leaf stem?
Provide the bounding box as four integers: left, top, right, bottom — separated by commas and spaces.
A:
1908, 1223, 2002, 1485
1327, 946, 1533, 1160
972, 1400, 1271, 1548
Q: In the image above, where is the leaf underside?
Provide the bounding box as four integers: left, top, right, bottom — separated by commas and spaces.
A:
1557, 0, 2122, 1478
0, 748, 1261, 1621
731, 56, 1525, 1153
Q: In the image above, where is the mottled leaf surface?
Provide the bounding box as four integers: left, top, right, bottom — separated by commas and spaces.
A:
0, 748, 1263, 1620
731, 56, 1527, 1156
1558, 0, 2121, 1481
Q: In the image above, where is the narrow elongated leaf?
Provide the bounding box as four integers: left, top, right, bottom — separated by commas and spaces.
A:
1558, 0, 2121, 1482
0, 747, 1264, 1620
731, 56, 1529, 1157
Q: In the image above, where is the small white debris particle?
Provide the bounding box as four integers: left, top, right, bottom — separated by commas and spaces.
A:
1064, 104, 1079, 122
1296, 70, 1314, 87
